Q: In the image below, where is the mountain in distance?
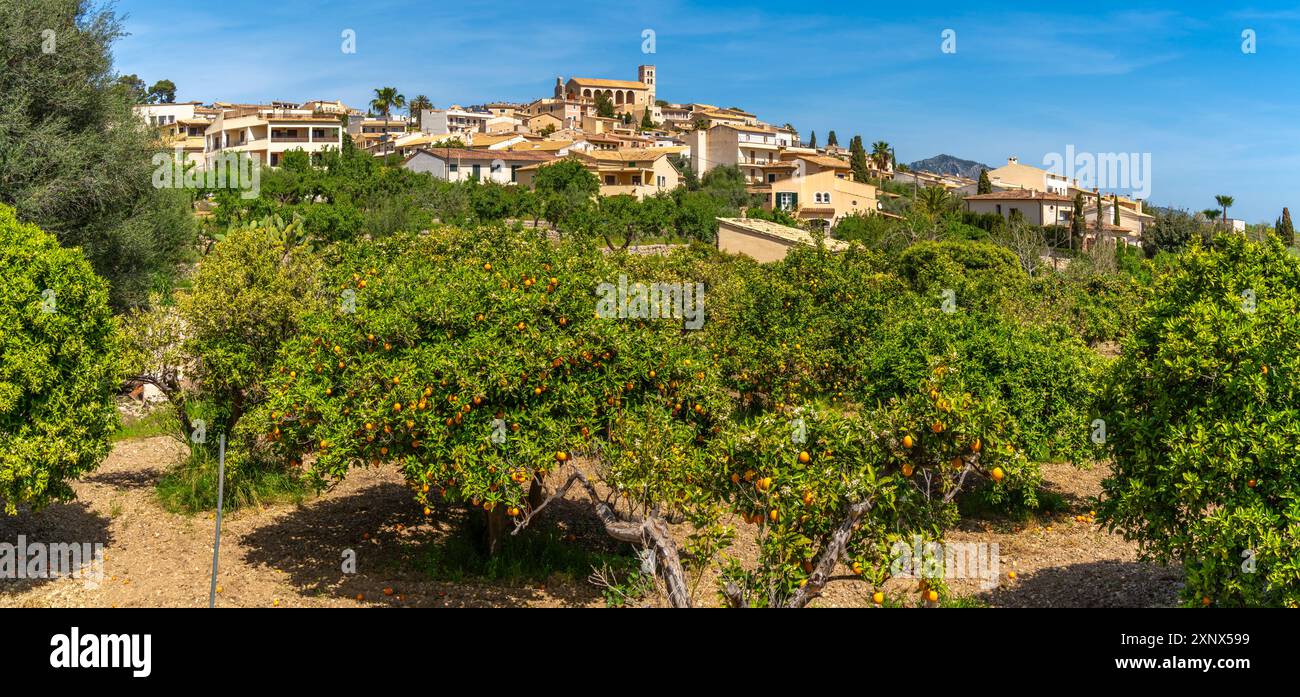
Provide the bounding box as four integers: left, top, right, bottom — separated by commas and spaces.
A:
907, 154, 992, 179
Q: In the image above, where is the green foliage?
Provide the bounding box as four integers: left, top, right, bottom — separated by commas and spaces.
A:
533, 158, 600, 232
1100, 234, 1300, 607
156, 445, 308, 514
1142, 206, 1212, 257
699, 165, 752, 210
1275, 207, 1295, 246
0, 0, 196, 310
0, 205, 120, 513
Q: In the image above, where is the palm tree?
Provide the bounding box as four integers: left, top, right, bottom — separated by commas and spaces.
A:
369, 87, 406, 155
870, 141, 892, 174
1215, 195, 1235, 224
408, 95, 433, 129
916, 185, 953, 219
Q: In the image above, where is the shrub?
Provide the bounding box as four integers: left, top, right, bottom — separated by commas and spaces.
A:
1100, 235, 1300, 607
0, 205, 119, 513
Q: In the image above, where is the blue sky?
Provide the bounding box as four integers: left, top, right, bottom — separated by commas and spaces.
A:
114, 0, 1300, 221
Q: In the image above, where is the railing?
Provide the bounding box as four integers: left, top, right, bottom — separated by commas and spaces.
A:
271, 136, 310, 142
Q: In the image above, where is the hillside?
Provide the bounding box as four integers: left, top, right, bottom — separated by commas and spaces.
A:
908, 154, 992, 179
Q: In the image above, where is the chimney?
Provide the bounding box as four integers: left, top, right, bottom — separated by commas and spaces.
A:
1007, 156, 1018, 165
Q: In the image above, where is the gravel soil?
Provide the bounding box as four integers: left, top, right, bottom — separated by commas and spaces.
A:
1, 439, 1181, 608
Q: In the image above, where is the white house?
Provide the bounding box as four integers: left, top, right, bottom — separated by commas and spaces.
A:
402, 147, 557, 184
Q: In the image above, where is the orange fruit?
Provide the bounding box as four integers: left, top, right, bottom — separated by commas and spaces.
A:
797, 451, 810, 464
926, 590, 939, 603
383, 587, 394, 596
872, 591, 884, 604
902, 434, 914, 449
990, 467, 1004, 482
931, 421, 944, 434
902, 463, 914, 477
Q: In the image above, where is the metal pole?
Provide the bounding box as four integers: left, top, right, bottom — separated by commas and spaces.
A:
209, 433, 226, 608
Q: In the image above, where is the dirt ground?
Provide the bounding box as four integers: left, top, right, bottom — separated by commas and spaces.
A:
0, 437, 1182, 608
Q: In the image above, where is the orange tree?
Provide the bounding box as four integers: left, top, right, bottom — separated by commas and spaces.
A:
259, 225, 729, 602
704, 240, 1103, 465
711, 363, 1035, 607
0, 204, 120, 514
1100, 235, 1300, 607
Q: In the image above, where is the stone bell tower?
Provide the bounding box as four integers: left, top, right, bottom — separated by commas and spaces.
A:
638, 65, 656, 103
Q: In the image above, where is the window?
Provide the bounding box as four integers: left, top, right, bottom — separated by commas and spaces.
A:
657, 175, 666, 187
776, 191, 798, 210
632, 175, 642, 186
813, 192, 832, 204
605, 175, 616, 185
471, 164, 481, 180
511, 165, 520, 183
448, 163, 459, 173
768, 174, 776, 183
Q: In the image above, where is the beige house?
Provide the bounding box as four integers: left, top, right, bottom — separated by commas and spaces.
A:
505, 139, 591, 156
963, 190, 1075, 226
1083, 195, 1152, 238
956, 156, 1075, 197
717, 217, 848, 263
204, 105, 343, 167
516, 149, 681, 199
522, 97, 594, 130
525, 112, 564, 134
748, 153, 879, 226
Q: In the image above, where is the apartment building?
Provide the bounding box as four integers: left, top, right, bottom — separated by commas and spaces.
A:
158, 118, 211, 169
134, 101, 207, 127
420, 107, 492, 137
688, 124, 784, 182
204, 105, 343, 167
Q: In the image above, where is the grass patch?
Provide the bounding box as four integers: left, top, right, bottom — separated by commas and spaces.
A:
112, 408, 178, 441
958, 481, 1070, 521
417, 523, 646, 605
156, 447, 308, 514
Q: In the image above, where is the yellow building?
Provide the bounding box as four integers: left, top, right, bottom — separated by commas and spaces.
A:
716, 217, 848, 263
516, 148, 681, 199
748, 153, 880, 226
